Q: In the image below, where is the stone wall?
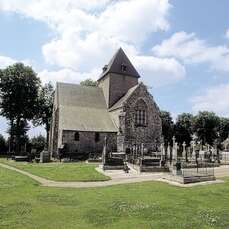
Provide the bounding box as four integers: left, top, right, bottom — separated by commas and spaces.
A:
61, 130, 117, 155
98, 73, 138, 108
119, 83, 162, 152
49, 108, 59, 157
97, 75, 110, 108
109, 73, 138, 108
109, 108, 122, 129
49, 89, 59, 157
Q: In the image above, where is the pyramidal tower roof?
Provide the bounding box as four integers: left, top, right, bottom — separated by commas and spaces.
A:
98, 48, 140, 81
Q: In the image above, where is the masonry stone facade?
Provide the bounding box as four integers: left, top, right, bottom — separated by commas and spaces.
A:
49, 48, 162, 158
109, 83, 161, 152
62, 131, 117, 154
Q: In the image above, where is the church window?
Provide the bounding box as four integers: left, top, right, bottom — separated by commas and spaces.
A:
134, 99, 148, 127
95, 132, 100, 142
74, 132, 79, 141
135, 110, 147, 126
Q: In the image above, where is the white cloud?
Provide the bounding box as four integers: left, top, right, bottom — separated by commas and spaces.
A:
133, 56, 185, 87
0, 0, 170, 41
98, 0, 170, 44
38, 53, 185, 87
191, 84, 229, 116
38, 68, 100, 85
0, 55, 17, 68
40, 0, 171, 71
152, 31, 229, 73
0, 54, 32, 69
226, 29, 229, 39
37, 0, 181, 87
0, 0, 182, 87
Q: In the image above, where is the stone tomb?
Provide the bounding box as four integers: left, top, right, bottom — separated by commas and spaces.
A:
102, 137, 125, 170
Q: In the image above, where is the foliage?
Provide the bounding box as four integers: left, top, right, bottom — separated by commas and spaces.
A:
30, 135, 46, 153
33, 82, 54, 144
80, 78, 97, 87
174, 113, 194, 146
0, 63, 40, 120
0, 134, 7, 154
0, 63, 40, 154
219, 117, 229, 142
1, 165, 229, 228
192, 111, 220, 146
7, 120, 30, 153
160, 110, 229, 147
160, 110, 174, 145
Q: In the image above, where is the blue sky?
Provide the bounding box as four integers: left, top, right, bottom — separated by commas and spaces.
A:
0, 0, 229, 137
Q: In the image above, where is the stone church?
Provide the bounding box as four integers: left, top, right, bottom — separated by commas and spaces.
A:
49, 48, 162, 158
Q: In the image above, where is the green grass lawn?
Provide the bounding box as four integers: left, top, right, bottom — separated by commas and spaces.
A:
0, 166, 229, 229
0, 159, 109, 182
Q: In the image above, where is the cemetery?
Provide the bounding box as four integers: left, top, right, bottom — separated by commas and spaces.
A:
101, 135, 222, 184
1, 1, 229, 228
1, 48, 229, 187
3, 133, 229, 185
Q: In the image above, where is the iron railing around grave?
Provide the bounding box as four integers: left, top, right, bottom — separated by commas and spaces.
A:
182, 167, 214, 178
181, 161, 215, 178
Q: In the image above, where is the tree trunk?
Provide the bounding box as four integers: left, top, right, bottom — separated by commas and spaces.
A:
15, 117, 21, 155
8, 119, 14, 154
45, 123, 49, 150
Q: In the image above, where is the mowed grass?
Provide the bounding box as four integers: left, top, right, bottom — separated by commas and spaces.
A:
0, 159, 109, 182
0, 166, 229, 229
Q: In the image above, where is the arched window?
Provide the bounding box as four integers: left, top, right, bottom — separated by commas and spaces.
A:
74, 132, 79, 141
134, 99, 147, 127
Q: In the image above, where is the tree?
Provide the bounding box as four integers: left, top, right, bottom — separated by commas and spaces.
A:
80, 78, 97, 87
7, 119, 30, 153
0, 134, 7, 154
160, 110, 174, 146
33, 82, 54, 145
30, 135, 46, 153
174, 113, 194, 146
218, 117, 229, 142
0, 63, 40, 154
192, 111, 220, 146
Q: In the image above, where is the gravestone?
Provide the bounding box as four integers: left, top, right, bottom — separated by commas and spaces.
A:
182, 142, 186, 159
172, 136, 177, 161
40, 150, 50, 163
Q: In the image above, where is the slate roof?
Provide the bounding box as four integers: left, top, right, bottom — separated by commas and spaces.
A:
57, 82, 117, 132
109, 84, 140, 111
98, 47, 140, 81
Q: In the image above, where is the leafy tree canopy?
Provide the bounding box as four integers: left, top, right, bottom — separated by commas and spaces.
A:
0, 63, 40, 120
0, 63, 40, 154
218, 117, 229, 142
30, 135, 46, 153
174, 113, 194, 146
0, 134, 7, 154
192, 111, 220, 146
80, 78, 97, 87
33, 82, 54, 144
160, 110, 174, 146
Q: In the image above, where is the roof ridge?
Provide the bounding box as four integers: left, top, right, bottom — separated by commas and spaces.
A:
98, 48, 140, 81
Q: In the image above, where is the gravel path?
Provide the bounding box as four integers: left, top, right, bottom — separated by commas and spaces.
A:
214, 165, 229, 177
0, 163, 226, 188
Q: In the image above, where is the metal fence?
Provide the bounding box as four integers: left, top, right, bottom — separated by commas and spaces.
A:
220, 152, 229, 164
182, 166, 214, 178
